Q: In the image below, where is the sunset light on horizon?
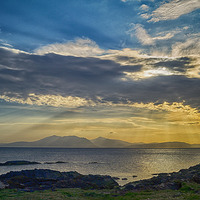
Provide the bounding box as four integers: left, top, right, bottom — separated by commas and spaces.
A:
0, 0, 200, 144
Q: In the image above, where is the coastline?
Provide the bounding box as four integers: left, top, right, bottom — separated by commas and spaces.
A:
1, 147, 200, 184
0, 161, 200, 191
1, 162, 200, 199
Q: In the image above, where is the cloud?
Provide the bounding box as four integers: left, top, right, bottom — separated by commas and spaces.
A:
153, 32, 176, 40
131, 101, 198, 113
0, 93, 94, 108
101, 48, 144, 65
35, 38, 105, 57
131, 101, 200, 125
171, 35, 200, 79
1, 93, 199, 126
0, 47, 200, 109
149, 0, 200, 22
140, 13, 151, 19
140, 4, 149, 11
186, 57, 200, 79
1, 38, 144, 62
133, 24, 176, 45
172, 36, 200, 57
134, 24, 154, 45
0, 42, 13, 48
0, 46, 28, 54
0, 47, 125, 100
122, 56, 200, 80
124, 67, 176, 80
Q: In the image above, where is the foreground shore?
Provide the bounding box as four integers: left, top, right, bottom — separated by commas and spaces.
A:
1, 184, 200, 200
1, 161, 200, 199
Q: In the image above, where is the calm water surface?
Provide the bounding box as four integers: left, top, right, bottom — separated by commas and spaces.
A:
1, 148, 200, 185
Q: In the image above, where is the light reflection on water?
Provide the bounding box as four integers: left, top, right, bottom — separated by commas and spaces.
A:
0, 148, 200, 185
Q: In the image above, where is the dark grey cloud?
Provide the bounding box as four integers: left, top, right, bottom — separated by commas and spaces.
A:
0, 48, 124, 97
154, 57, 192, 72
0, 47, 200, 108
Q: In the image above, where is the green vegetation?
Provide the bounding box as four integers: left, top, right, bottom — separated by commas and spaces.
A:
1, 182, 200, 200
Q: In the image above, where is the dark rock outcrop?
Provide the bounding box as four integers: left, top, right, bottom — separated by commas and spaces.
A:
124, 163, 200, 191
0, 169, 118, 191
44, 161, 67, 164
0, 161, 40, 166
0, 160, 68, 167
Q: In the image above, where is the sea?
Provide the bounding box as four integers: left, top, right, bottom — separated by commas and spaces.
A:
1, 148, 200, 185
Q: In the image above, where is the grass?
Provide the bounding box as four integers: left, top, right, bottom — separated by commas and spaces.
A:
1, 183, 200, 200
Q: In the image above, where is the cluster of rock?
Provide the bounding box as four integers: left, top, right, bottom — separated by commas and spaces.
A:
1, 160, 200, 192
124, 163, 200, 191
0, 169, 118, 191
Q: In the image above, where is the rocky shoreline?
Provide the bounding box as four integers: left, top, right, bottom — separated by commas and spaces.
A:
1, 161, 200, 192
0, 169, 118, 191
123, 163, 200, 191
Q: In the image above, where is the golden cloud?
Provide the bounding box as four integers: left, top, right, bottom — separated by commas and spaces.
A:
0, 93, 95, 108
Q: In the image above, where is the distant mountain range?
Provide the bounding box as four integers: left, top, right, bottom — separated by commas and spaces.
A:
91, 137, 132, 148
0, 135, 200, 148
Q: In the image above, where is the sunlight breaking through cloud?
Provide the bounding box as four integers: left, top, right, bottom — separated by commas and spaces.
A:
124, 67, 176, 80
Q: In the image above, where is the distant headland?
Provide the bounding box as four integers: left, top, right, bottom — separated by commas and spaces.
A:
0, 135, 199, 148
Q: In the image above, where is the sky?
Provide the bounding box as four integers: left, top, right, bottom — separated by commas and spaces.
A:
0, 0, 200, 143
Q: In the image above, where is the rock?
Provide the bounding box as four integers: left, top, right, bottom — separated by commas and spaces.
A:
158, 173, 169, 176
112, 177, 120, 180
0, 169, 66, 182
80, 174, 118, 189
0, 169, 118, 191
132, 175, 137, 178
44, 161, 67, 164
55, 174, 117, 189
0, 181, 6, 189
0, 160, 40, 166
124, 164, 200, 191
3, 162, 200, 192
191, 174, 200, 184
122, 178, 127, 180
